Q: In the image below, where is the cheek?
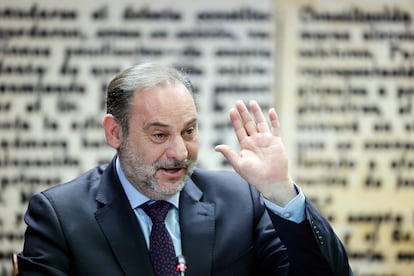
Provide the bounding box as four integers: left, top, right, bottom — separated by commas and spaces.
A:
127, 133, 164, 160
148, 146, 169, 162
128, 141, 164, 164
187, 140, 199, 159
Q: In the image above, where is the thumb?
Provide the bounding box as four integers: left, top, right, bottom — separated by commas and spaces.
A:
215, 145, 240, 167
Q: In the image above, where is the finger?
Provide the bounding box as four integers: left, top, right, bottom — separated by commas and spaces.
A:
249, 100, 270, 133
228, 108, 248, 143
235, 100, 257, 136
269, 107, 281, 137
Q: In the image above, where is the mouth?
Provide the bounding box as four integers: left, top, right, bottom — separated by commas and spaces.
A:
155, 159, 193, 179
159, 166, 186, 176
163, 167, 183, 173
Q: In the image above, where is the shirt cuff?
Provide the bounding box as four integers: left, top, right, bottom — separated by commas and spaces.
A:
262, 184, 306, 223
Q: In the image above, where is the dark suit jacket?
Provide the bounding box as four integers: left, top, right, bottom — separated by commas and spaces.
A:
18, 158, 352, 275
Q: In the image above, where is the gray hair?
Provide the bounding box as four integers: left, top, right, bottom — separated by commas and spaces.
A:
106, 62, 194, 136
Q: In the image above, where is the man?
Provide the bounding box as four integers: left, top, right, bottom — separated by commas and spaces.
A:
18, 62, 352, 275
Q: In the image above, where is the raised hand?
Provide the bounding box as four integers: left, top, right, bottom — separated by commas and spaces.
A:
215, 100, 297, 206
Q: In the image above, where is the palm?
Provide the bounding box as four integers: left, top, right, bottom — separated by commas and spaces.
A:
237, 136, 287, 185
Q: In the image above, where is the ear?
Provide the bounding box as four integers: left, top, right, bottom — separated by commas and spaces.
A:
103, 114, 123, 149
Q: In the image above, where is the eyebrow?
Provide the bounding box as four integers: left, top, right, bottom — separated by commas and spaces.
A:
143, 118, 198, 131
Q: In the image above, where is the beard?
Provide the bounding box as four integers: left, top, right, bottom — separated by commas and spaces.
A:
118, 138, 196, 199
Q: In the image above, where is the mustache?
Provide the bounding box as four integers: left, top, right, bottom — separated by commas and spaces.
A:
154, 159, 193, 170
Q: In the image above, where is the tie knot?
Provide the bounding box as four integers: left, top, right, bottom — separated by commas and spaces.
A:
141, 201, 173, 223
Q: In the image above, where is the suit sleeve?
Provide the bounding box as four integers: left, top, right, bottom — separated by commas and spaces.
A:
267, 198, 353, 276
18, 192, 70, 276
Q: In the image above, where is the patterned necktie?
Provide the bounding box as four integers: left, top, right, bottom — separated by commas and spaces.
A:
141, 201, 177, 276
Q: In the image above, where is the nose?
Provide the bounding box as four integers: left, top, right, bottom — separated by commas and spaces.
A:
165, 135, 188, 161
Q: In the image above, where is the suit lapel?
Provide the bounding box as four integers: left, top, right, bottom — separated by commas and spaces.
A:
94, 159, 154, 276
180, 178, 215, 276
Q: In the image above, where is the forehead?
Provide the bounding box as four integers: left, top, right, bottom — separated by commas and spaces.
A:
130, 82, 197, 127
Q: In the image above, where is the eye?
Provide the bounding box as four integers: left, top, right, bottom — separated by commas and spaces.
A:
154, 133, 165, 138
152, 132, 167, 142
183, 127, 196, 138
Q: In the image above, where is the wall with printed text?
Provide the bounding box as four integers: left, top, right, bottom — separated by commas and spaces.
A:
0, 0, 413, 275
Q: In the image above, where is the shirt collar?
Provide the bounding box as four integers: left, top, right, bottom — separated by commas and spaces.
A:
115, 156, 180, 209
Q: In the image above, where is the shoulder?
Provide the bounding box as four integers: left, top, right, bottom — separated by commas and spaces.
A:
25, 163, 112, 225
43, 163, 107, 196
191, 168, 248, 188
190, 167, 260, 200
187, 168, 267, 231
192, 167, 245, 182
29, 163, 110, 212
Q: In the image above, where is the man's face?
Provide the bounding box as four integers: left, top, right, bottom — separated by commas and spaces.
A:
118, 82, 199, 200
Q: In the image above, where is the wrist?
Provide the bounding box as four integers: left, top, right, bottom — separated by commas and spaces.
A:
261, 177, 297, 207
